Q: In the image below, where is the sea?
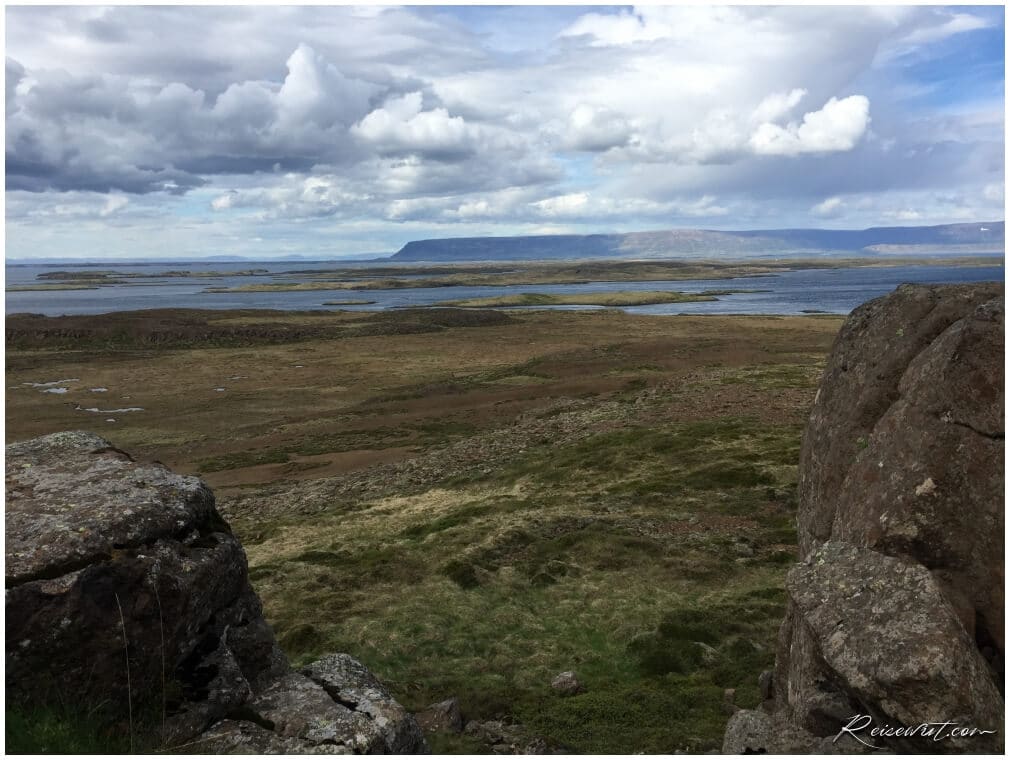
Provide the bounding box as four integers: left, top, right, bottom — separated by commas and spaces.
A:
5, 257, 1004, 317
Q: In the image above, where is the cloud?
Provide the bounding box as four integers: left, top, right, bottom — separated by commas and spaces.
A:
561, 104, 633, 152
275, 44, 376, 129
530, 192, 728, 221
208, 174, 373, 220
896, 12, 991, 46
750, 95, 871, 156
559, 8, 672, 47
6, 57, 25, 115
5, 43, 384, 194
812, 196, 844, 218
752, 89, 807, 124
100, 194, 129, 216
532, 192, 590, 217
558, 6, 747, 48
3, 5, 1003, 257
883, 208, 922, 222
352, 92, 480, 158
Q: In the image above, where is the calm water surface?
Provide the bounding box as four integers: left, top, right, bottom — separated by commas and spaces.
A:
5, 260, 1003, 316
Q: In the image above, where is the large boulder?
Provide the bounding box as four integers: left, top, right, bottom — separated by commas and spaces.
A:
725, 283, 1004, 754
5, 431, 427, 753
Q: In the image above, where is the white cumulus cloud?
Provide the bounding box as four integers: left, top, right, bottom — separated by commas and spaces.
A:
750, 95, 870, 156
752, 88, 807, 124
352, 92, 484, 157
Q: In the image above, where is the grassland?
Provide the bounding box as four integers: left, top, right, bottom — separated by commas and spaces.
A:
433, 289, 750, 308
6, 306, 843, 753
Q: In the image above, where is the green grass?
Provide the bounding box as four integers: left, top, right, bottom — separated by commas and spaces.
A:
3, 302, 843, 754
3, 698, 171, 755
244, 413, 802, 752
6, 704, 130, 754
196, 419, 477, 472
717, 362, 824, 390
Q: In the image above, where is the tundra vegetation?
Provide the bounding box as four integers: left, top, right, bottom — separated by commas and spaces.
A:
6, 305, 843, 753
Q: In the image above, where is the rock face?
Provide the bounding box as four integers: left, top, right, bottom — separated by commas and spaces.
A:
725, 284, 1004, 754
5, 431, 427, 753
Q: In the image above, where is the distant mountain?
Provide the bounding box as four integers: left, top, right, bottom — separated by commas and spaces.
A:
5, 253, 389, 266
391, 222, 1005, 261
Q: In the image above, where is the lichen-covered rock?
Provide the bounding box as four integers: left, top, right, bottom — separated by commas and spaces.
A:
5, 431, 427, 753
302, 654, 428, 753
194, 719, 353, 754
722, 709, 878, 754
828, 295, 1004, 651
194, 657, 429, 754
797, 283, 1002, 557
788, 542, 1002, 752
247, 672, 388, 752
6, 431, 287, 740
725, 284, 1005, 754
550, 670, 583, 696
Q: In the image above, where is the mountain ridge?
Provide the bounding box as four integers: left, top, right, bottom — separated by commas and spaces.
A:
392, 221, 1005, 261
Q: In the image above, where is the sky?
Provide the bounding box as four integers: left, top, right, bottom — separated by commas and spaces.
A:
5, 4, 1006, 259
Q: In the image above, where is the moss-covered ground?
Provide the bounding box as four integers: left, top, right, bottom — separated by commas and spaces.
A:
6, 306, 842, 752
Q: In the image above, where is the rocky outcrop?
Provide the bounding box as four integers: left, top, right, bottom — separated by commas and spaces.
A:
5, 431, 427, 753
725, 283, 1004, 754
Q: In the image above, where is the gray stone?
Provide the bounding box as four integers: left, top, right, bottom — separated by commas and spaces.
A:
725, 285, 1005, 755
5, 432, 428, 753
302, 654, 428, 753
786, 542, 1003, 753
193, 719, 354, 754
550, 670, 583, 696
5, 432, 287, 740
416, 697, 464, 734
758, 669, 774, 702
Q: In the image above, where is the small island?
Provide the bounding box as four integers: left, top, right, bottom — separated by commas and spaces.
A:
434, 289, 750, 308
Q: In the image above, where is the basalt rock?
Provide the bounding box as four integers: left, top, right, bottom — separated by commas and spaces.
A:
5, 431, 427, 753
724, 283, 1004, 754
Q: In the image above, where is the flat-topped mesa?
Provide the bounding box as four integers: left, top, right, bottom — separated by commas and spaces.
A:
724, 283, 1004, 754
5, 431, 427, 753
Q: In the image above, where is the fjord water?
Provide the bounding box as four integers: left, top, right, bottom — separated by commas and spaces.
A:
5, 261, 1004, 317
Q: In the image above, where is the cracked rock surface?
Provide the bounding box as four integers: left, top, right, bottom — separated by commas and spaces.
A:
5, 431, 427, 753
725, 284, 1004, 754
